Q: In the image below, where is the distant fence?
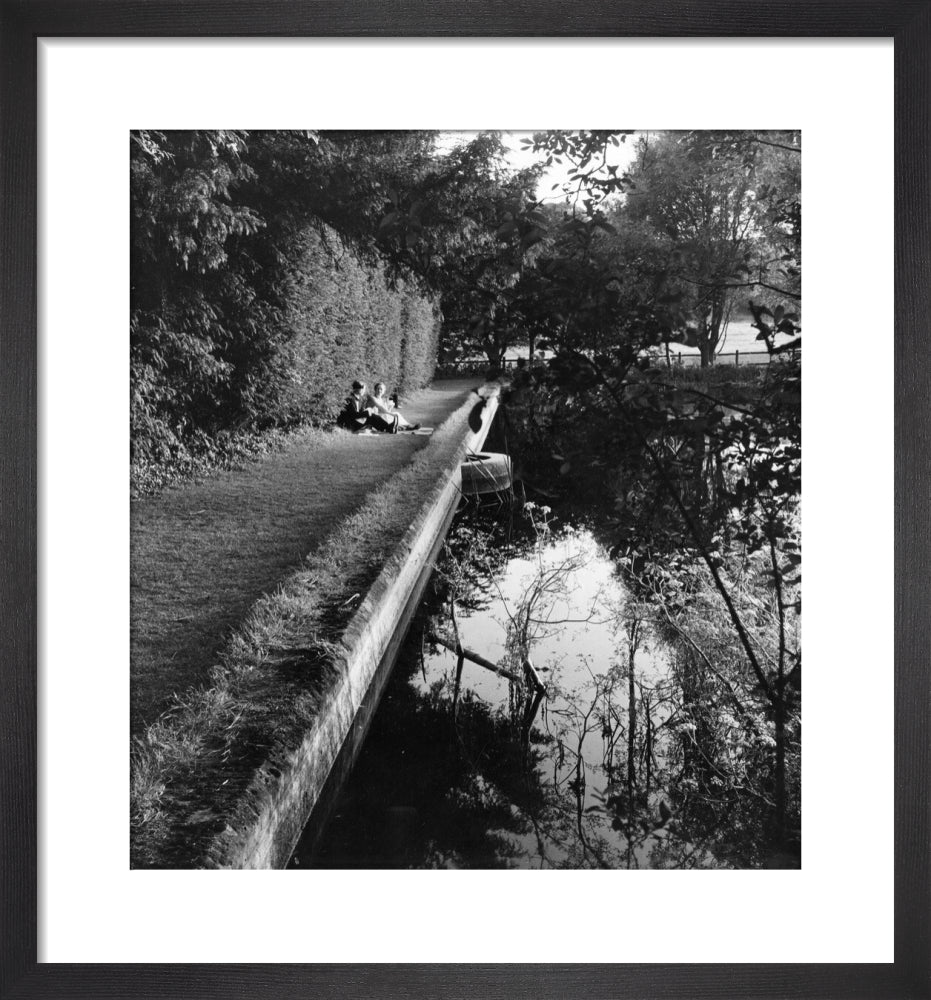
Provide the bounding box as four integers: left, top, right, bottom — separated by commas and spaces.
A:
662, 349, 800, 368
435, 349, 798, 379
434, 358, 529, 379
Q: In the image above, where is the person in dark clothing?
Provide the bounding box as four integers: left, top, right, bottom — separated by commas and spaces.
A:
337, 380, 396, 433
336, 380, 370, 431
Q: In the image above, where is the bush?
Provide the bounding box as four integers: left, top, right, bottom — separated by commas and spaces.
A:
130, 131, 441, 492
131, 218, 440, 486
268, 224, 439, 427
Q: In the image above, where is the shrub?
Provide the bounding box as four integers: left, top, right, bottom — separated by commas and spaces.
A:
132, 210, 439, 486
130, 131, 442, 491
267, 224, 439, 425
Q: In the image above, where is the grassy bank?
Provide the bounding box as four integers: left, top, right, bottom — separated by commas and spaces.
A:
662, 360, 773, 407
131, 420, 335, 500
131, 381, 475, 733
131, 387, 489, 869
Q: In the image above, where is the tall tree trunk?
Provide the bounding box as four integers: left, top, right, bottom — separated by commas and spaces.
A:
698, 315, 714, 368
626, 645, 637, 871
700, 287, 727, 366
644, 695, 653, 799
768, 532, 788, 846
627, 647, 637, 791
775, 696, 786, 845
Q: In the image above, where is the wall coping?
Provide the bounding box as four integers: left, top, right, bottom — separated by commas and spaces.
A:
206, 385, 501, 868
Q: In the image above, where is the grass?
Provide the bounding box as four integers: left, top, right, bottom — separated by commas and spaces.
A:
130, 387, 486, 868
662, 361, 775, 407
131, 421, 340, 500
130, 381, 475, 733
664, 362, 767, 388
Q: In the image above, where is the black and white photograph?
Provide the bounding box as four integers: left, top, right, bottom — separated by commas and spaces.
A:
129, 129, 801, 871
0, 5, 919, 990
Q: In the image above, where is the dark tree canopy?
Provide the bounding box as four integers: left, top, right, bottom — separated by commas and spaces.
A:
130, 130, 545, 486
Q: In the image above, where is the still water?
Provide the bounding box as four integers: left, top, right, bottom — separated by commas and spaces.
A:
289, 499, 729, 870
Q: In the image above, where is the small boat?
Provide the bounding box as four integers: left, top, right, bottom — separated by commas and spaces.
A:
460, 452, 513, 495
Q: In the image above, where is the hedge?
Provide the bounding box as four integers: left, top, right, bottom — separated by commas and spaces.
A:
264, 224, 440, 426
131, 218, 440, 488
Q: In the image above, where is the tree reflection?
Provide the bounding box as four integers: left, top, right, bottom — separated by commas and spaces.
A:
312, 496, 791, 870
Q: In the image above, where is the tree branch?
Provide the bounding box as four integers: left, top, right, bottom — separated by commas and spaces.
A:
567, 350, 775, 703
748, 136, 801, 154
652, 381, 760, 418
679, 275, 801, 301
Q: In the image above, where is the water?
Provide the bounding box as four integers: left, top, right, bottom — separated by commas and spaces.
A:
290, 500, 731, 870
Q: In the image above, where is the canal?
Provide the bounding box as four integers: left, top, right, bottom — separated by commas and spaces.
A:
288, 493, 734, 870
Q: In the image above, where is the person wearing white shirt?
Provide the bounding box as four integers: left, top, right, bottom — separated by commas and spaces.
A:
366, 382, 420, 432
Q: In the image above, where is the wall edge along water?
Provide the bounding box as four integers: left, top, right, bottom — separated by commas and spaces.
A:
207, 385, 501, 869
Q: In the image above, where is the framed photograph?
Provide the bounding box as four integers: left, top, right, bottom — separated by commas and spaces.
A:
2, 2, 926, 997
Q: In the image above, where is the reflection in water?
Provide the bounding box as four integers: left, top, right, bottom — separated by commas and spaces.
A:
296, 500, 739, 869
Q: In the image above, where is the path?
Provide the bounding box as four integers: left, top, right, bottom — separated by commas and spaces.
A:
131, 379, 476, 733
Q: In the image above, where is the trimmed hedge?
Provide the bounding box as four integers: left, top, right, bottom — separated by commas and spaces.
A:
131, 217, 440, 489
130, 131, 448, 492
264, 224, 440, 426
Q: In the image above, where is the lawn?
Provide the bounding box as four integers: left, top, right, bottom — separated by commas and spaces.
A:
130, 379, 486, 867
131, 380, 475, 733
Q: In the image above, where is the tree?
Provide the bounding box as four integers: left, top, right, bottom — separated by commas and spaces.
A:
501, 129, 802, 373
131, 129, 547, 471
131, 130, 267, 463
623, 133, 768, 366
678, 130, 801, 356
495, 129, 802, 848
385, 133, 545, 368
523, 130, 636, 209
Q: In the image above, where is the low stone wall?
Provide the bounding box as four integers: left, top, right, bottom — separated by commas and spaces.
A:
207, 387, 500, 869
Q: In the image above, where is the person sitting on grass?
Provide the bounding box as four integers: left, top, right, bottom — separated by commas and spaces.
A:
365, 382, 421, 432
337, 380, 396, 434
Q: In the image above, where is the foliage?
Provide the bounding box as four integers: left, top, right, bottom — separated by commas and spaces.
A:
514, 208, 674, 360
502, 353, 801, 854
414, 134, 546, 367
131, 128, 804, 860
130, 130, 446, 490
512, 130, 801, 367
415, 500, 776, 867
489, 130, 803, 849
267, 225, 440, 426
622, 133, 798, 365
523, 130, 636, 208
131, 390, 485, 867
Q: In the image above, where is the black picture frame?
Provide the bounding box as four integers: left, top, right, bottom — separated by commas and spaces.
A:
1, 3, 926, 997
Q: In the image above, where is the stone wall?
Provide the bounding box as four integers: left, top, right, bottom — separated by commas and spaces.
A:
206, 387, 500, 869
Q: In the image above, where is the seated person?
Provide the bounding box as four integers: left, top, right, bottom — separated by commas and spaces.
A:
365, 382, 420, 431
337, 380, 396, 433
